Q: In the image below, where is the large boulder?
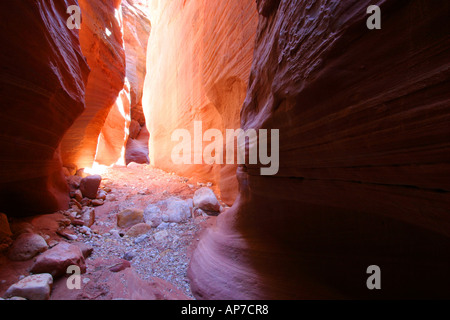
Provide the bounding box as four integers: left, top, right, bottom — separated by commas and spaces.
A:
8, 233, 48, 261
79, 175, 102, 199
30, 242, 86, 278
193, 188, 220, 213
117, 208, 144, 228
5, 274, 53, 300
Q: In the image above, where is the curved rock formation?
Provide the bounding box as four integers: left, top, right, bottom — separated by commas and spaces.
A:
61, 0, 126, 170
95, 80, 131, 166
122, 0, 151, 126
189, 0, 450, 299
142, 0, 259, 205
0, 0, 89, 216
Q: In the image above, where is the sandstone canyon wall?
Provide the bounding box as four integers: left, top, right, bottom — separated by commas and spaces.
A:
122, 0, 152, 165
0, 0, 89, 216
189, 0, 450, 299
142, 0, 259, 204
122, 0, 151, 126
61, 0, 126, 170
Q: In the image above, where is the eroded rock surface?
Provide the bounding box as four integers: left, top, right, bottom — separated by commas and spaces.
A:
189, 0, 450, 299
0, 0, 89, 216
142, 0, 259, 205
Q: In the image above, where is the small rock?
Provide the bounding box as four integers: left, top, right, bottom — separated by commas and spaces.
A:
123, 251, 136, 261
80, 207, 95, 227
206, 182, 213, 187
187, 184, 194, 189
71, 189, 83, 202
127, 162, 141, 169
79, 226, 91, 235
97, 190, 107, 200
157, 222, 170, 230
71, 219, 85, 227
80, 175, 102, 199
48, 240, 59, 248
67, 175, 82, 189
193, 187, 220, 213
30, 242, 86, 278
56, 230, 78, 241
117, 208, 144, 228
125, 223, 152, 238
5, 274, 53, 300
143, 205, 162, 227
70, 199, 82, 210
72, 242, 93, 258
81, 198, 91, 206
193, 208, 208, 218
103, 186, 112, 193
8, 233, 48, 261
106, 194, 117, 201
91, 199, 104, 207
154, 230, 169, 241
134, 234, 148, 244
109, 229, 121, 238
8, 296, 27, 300
109, 260, 131, 273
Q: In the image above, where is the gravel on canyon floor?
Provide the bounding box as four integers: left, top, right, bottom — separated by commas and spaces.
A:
73, 164, 220, 299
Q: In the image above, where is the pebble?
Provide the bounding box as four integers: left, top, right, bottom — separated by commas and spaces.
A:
134, 234, 149, 244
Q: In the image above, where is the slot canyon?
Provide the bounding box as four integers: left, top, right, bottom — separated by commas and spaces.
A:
0, 0, 449, 301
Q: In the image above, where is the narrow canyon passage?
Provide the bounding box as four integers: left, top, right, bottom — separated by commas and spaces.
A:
1, 0, 450, 302
1, 164, 220, 299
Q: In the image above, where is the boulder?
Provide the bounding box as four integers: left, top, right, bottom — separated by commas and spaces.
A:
117, 208, 144, 228
125, 223, 152, 237
161, 198, 192, 223
79, 175, 102, 199
5, 274, 53, 300
8, 233, 48, 261
72, 242, 94, 259
30, 242, 86, 278
193, 188, 220, 213
80, 207, 95, 227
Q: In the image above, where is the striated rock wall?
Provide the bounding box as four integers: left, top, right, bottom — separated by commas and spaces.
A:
61, 0, 126, 170
0, 0, 89, 216
142, 0, 259, 204
189, 0, 450, 299
122, 0, 151, 126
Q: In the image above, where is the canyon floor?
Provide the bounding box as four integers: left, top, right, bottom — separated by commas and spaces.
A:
0, 164, 220, 300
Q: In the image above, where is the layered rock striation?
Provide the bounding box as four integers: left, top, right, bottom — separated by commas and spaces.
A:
189, 0, 450, 299
61, 0, 126, 170
142, 0, 259, 204
0, 0, 89, 216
